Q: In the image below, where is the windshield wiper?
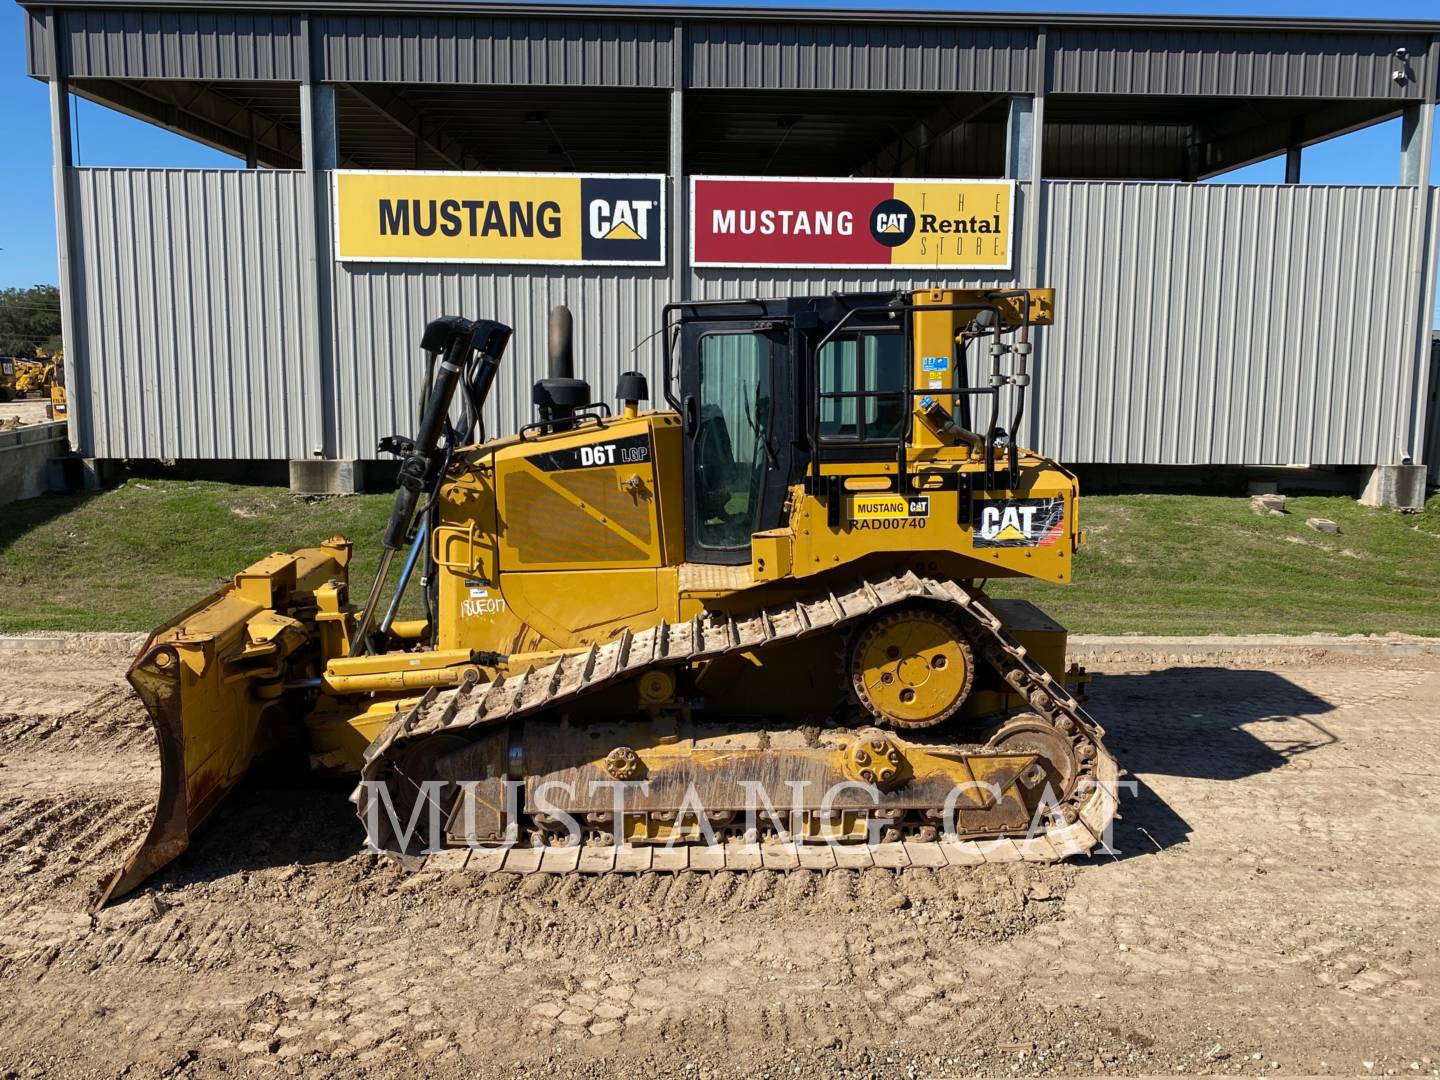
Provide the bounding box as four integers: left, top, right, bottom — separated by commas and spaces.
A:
744, 394, 779, 470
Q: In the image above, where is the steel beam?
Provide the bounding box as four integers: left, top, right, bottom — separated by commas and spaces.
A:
70, 78, 302, 168
1199, 100, 1401, 180
853, 94, 1006, 178
346, 84, 468, 169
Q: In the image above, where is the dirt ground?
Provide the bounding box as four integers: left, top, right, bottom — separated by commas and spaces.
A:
0, 397, 56, 430
1, 640, 1438, 1079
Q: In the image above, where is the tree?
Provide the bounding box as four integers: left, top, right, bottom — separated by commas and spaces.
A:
0, 285, 63, 357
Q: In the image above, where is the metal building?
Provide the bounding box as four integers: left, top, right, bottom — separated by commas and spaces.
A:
20, 1, 1440, 490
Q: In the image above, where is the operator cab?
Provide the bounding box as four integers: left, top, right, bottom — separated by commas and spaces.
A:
671, 294, 928, 566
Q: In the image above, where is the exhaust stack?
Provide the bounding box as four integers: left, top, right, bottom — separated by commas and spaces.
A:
547, 304, 575, 380
533, 303, 591, 430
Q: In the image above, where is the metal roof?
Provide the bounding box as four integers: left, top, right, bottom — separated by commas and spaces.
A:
22, 1, 1438, 181
18, 1, 1440, 34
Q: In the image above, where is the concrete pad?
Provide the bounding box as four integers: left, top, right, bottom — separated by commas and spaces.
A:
289, 458, 364, 495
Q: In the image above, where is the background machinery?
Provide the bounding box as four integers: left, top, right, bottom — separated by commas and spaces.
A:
103, 288, 1118, 905
13, 357, 54, 397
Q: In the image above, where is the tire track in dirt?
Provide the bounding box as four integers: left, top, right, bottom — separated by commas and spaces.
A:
2, 649, 1439, 1078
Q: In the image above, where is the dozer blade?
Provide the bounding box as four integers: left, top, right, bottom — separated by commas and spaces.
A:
96, 538, 352, 909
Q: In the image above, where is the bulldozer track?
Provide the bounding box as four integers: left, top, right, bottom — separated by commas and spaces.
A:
359, 571, 1121, 871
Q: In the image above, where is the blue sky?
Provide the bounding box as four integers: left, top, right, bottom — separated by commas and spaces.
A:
2, 0, 1438, 292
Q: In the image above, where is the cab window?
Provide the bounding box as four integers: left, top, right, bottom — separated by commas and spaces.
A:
817, 331, 907, 442
692, 331, 775, 550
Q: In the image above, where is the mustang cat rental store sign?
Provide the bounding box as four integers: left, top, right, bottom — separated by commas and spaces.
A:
690, 176, 1014, 270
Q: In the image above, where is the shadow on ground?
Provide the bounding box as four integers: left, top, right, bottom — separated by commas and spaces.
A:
128, 667, 1341, 891
145, 767, 365, 895
1089, 666, 1338, 859
0, 489, 102, 556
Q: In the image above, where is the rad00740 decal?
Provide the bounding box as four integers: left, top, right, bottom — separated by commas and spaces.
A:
972, 497, 1066, 548
848, 495, 930, 530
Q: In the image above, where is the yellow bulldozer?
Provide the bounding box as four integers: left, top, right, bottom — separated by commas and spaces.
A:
102, 287, 1119, 906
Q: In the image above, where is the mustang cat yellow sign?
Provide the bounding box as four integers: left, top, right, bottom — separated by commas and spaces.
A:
333, 171, 665, 265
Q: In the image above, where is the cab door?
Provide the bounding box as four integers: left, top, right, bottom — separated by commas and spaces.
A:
679, 320, 793, 565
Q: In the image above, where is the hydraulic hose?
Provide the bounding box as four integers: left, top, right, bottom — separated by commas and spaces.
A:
351, 316, 512, 653
378, 516, 429, 640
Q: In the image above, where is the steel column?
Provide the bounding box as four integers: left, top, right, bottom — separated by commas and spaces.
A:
45, 8, 83, 454
300, 14, 337, 460
1284, 147, 1302, 184
1004, 96, 1034, 181
1401, 38, 1437, 467
670, 20, 686, 305
1022, 27, 1048, 291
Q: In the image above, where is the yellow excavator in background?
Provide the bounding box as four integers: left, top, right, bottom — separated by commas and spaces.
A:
103, 287, 1118, 906
3, 350, 61, 412
13, 358, 53, 397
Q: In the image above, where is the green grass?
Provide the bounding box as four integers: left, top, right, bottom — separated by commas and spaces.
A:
0, 480, 397, 633
1, 480, 1437, 636
991, 492, 1440, 636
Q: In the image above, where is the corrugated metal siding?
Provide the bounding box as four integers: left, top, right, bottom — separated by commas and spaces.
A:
1051, 27, 1432, 98
687, 21, 1035, 92
65, 171, 1433, 469
317, 15, 673, 86
329, 265, 1016, 463
689, 269, 1014, 301
1428, 330, 1439, 486
57, 9, 303, 81
25, 7, 52, 78
1037, 181, 1429, 465
70, 168, 314, 459
327, 186, 1033, 459
329, 266, 673, 460
1425, 190, 1440, 484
